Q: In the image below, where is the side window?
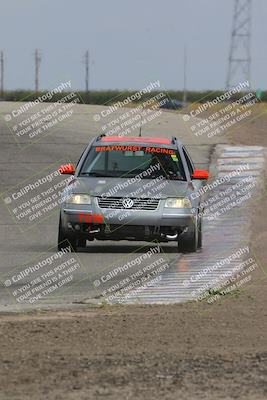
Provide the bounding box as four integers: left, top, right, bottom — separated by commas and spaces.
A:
182, 147, 194, 176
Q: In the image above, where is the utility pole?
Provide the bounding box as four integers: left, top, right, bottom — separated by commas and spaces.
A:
34, 49, 41, 94
226, 0, 252, 90
0, 51, 4, 98
183, 47, 187, 106
84, 50, 89, 93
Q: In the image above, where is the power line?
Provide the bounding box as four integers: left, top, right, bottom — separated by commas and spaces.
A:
34, 49, 41, 94
226, 0, 252, 89
0, 51, 4, 98
84, 50, 89, 93
183, 47, 187, 106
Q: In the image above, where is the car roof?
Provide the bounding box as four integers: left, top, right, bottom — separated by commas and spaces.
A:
96, 136, 181, 147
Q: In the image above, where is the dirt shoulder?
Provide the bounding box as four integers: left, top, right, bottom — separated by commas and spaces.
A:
0, 111, 267, 400
0, 288, 267, 400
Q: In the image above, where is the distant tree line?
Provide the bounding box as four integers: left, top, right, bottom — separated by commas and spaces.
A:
0, 89, 265, 105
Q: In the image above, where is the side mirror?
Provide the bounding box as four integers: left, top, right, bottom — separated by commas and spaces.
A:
192, 169, 209, 180
59, 163, 75, 175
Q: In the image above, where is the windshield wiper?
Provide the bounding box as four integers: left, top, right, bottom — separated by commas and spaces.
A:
80, 171, 185, 180
80, 172, 110, 177
166, 171, 185, 180
147, 171, 184, 179
167, 176, 185, 180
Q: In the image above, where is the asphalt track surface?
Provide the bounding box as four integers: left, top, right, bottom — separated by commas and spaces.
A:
0, 101, 227, 311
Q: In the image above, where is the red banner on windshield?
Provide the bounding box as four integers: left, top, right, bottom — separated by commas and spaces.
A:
95, 146, 175, 154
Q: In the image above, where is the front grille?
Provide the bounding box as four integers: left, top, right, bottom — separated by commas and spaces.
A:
97, 196, 160, 211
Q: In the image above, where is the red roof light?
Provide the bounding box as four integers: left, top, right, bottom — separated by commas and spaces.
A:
100, 136, 171, 145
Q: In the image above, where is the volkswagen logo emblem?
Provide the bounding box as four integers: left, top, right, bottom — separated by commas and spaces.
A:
122, 198, 134, 209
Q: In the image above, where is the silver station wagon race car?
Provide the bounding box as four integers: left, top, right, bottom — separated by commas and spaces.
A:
58, 135, 209, 252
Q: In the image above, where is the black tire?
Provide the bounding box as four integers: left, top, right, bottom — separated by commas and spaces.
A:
57, 216, 77, 252
197, 218, 202, 249
77, 238, 87, 248
178, 223, 198, 253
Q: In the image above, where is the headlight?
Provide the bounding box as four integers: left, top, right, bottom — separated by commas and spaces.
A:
165, 198, 192, 208
66, 194, 91, 204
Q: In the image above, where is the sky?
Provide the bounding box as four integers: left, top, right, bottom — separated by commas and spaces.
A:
0, 0, 266, 91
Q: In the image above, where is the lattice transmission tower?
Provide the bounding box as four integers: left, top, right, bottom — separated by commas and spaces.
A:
226, 0, 252, 89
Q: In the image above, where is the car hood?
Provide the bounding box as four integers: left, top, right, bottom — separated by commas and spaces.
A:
69, 177, 193, 199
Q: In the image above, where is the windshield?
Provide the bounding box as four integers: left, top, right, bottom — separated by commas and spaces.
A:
79, 145, 186, 180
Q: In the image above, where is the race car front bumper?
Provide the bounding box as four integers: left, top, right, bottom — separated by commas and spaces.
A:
60, 197, 198, 241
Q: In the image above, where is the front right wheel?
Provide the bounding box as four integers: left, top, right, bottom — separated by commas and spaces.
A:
178, 221, 199, 253
197, 218, 202, 249
57, 215, 77, 252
